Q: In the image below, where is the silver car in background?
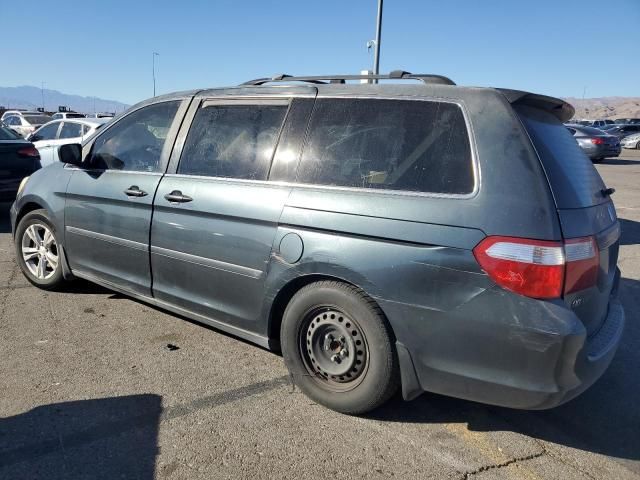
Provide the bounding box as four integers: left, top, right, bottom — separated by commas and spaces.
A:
621, 132, 640, 149
2, 112, 52, 138
565, 123, 621, 162
27, 118, 109, 166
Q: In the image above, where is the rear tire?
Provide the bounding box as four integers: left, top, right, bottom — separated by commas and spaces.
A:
281, 280, 399, 414
636, 141, 640, 150
14, 209, 65, 290
592, 157, 603, 163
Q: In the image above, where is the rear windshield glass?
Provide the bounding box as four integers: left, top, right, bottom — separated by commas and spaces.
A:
23, 115, 52, 125
0, 126, 21, 140
516, 105, 605, 208
297, 98, 474, 195
66, 113, 85, 118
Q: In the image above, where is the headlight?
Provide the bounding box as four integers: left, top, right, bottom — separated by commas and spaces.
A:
17, 176, 30, 197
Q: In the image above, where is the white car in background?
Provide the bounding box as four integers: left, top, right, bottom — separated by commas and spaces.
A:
51, 112, 86, 120
2, 111, 52, 138
621, 133, 640, 150
27, 118, 109, 166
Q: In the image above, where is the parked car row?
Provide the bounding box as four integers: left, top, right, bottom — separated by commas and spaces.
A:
599, 123, 640, 139
569, 118, 640, 127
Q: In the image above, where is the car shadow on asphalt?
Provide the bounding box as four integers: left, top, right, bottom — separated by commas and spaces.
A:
370, 276, 640, 462
0, 394, 162, 479
601, 157, 640, 165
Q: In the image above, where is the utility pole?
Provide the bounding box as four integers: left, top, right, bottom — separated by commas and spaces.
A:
41, 82, 45, 111
153, 52, 160, 96
373, 0, 383, 82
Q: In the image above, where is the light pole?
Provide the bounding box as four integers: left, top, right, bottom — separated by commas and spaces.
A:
153, 52, 160, 96
373, 0, 383, 79
41, 81, 45, 111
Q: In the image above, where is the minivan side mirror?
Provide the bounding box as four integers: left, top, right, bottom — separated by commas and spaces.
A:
58, 143, 83, 166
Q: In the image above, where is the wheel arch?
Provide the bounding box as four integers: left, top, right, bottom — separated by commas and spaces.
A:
267, 272, 389, 352
14, 198, 74, 280
15, 201, 46, 228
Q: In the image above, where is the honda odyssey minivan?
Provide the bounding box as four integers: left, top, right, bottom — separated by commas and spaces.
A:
10, 71, 625, 414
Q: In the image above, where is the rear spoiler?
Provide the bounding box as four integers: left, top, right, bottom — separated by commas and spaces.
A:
498, 89, 575, 122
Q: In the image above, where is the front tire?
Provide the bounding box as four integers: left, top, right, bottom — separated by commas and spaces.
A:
281, 281, 399, 414
15, 209, 64, 290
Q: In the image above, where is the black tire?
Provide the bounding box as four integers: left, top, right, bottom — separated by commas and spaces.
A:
592, 157, 603, 163
14, 209, 65, 290
636, 141, 640, 150
281, 280, 399, 414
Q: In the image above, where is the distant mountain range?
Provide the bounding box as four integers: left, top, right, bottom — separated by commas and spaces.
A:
0, 86, 129, 114
564, 96, 640, 120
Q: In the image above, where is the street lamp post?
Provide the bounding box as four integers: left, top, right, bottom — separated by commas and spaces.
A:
373, 0, 383, 79
152, 52, 160, 96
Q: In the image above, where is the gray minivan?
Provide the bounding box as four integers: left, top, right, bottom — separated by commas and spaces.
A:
10, 71, 625, 414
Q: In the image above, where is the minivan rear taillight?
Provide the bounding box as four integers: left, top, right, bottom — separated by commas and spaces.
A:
473, 236, 599, 299
564, 237, 599, 295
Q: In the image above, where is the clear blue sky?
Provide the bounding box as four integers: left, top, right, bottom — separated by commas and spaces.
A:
1, 0, 638, 105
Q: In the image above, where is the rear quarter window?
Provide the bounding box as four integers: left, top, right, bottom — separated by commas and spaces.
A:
296, 98, 474, 195
516, 105, 606, 208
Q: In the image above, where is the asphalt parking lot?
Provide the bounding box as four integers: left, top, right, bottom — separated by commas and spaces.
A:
1, 150, 639, 480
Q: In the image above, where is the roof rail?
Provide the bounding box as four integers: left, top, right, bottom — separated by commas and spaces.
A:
241, 70, 456, 86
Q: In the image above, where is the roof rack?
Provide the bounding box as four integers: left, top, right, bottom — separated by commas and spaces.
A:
241, 70, 456, 86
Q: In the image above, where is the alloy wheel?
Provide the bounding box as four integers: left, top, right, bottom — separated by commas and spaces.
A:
21, 223, 59, 280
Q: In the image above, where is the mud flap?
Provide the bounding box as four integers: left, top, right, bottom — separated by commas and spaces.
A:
396, 341, 423, 401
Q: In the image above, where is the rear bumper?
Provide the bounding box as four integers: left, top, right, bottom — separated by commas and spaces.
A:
583, 144, 621, 159
382, 275, 625, 410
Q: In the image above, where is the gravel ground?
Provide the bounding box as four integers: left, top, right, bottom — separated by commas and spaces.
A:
1, 150, 639, 480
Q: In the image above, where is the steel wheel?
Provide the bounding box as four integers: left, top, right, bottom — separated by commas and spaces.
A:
21, 223, 59, 280
299, 307, 369, 392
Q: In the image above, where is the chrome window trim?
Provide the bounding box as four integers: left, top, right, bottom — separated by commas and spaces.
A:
64, 167, 164, 176
174, 97, 292, 179
79, 98, 188, 174
300, 94, 480, 199
170, 94, 479, 200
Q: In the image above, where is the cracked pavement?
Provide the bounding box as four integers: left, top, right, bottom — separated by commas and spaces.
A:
1, 150, 639, 479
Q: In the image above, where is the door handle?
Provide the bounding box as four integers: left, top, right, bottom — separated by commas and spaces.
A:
124, 185, 148, 197
164, 190, 193, 203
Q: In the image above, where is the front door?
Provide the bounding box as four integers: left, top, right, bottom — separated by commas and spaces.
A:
31, 121, 62, 167
64, 100, 186, 296
150, 98, 292, 331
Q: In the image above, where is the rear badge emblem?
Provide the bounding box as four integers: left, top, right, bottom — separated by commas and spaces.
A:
571, 297, 584, 309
